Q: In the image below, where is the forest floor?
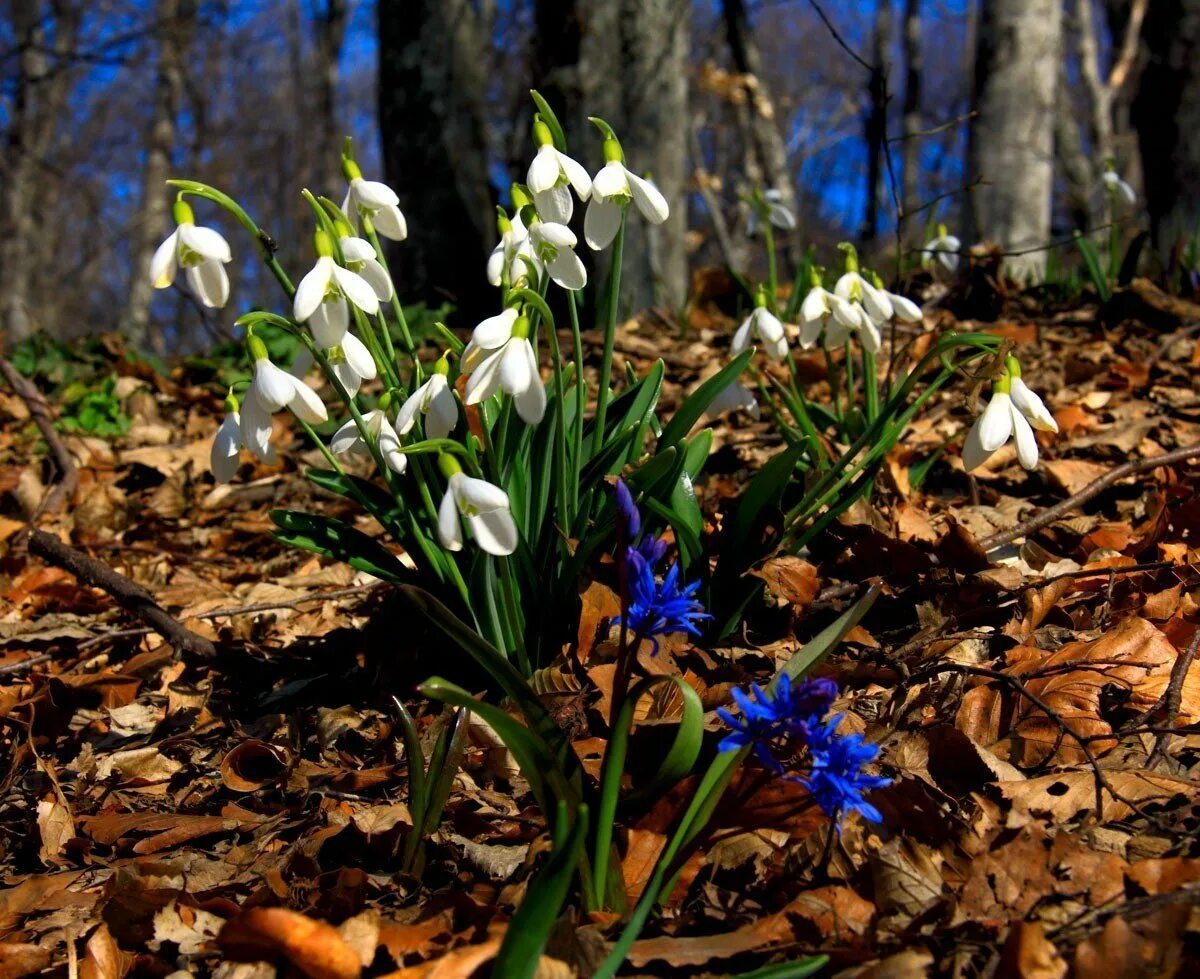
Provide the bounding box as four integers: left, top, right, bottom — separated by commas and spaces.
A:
2, 268, 1200, 977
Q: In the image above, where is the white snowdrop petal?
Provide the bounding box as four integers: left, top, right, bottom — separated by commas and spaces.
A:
464, 347, 505, 405
731, 317, 753, 356
468, 508, 519, 556
800, 288, 828, 324
978, 392, 1015, 452
294, 258, 334, 323
584, 197, 622, 251
309, 299, 349, 349
961, 416, 992, 472
1011, 406, 1039, 469
428, 387, 458, 439
547, 250, 587, 291
471, 307, 519, 350
752, 308, 785, 344
528, 145, 562, 194
626, 171, 669, 224
535, 222, 577, 249
534, 185, 573, 225
591, 161, 629, 199
330, 417, 361, 456
150, 231, 179, 288
458, 475, 511, 513
372, 204, 408, 241
353, 178, 400, 209
437, 487, 463, 551
890, 293, 923, 322
332, 264, 380, 315
179, 224, 232, 263
254, 360, 298, 413
288, 377, 328, 424
557, 150, 592, 200
1010, 377, 1058, 432
341, 332, 377, 380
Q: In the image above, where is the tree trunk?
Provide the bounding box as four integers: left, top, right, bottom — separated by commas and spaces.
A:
1132, 0, 1200, 253
723, 0, 797, 248
1, 2, 80, 343
312, 0, 348, 195
900, 0, 922, 243
377, 0, 495, 322
968, 0, 1062, 281
579, 0, 691, 311
862, 0, 892, 244
123, 0, 194, 351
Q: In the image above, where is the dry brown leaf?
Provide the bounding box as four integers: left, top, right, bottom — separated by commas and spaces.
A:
0, 944, 53, 979
79, 924, 131, 979
218, 908, 362, 979
999, 770, 1197, 824
996, 921, 1067, 979
220, 739, 292, 792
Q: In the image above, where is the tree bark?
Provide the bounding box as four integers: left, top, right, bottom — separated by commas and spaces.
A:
312, 0, 348, 195
862, 0, 892, 244
377, 0, 495, 321
900, 0, 922, 243
722, 0, 797, 240
968, 0, 1062, 281
1132, 0, 1200, 253
1, 1, 82, 343
123, 0, 194, 351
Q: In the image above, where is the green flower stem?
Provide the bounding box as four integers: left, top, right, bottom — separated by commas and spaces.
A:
365, 226, 418, 378
749, 364, 803, 445
568, 291, 586, 506
592, 212, 628, 454
784, 353, 831, 464
844, 341, 856, 405
498, 556, 531, 675
862, 348, 879, 423
764, 221, 779, 313
349, 304, 400, 392
543, 307, 574, 529
822, 346, 843, 424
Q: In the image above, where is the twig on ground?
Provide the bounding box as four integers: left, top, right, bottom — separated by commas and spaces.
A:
0, 356, 78, 517
25, 528, 216, 659
978, 444, 1200, 550
1147, 628, 1200, 767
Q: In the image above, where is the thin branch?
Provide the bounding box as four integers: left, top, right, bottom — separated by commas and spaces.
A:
0, 357, 78, 516
978, 444, 1200, 550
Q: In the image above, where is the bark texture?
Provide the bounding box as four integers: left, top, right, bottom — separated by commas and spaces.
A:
377, 0, 495, 321
1132, 0, 1200, 252
968, 0, 1063, 281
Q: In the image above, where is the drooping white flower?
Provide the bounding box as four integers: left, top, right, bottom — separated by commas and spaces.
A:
342, 159, 407, 241
340, 235, 393, 303
962, 359, 1057, 471
210, 395, 243, 483
527, 119, 592, 224
248, 335, 328, 425
584, 127, 669, 251
799, 284, 840, 349
330, 408, 407, 474
705, 377, 759, 422
731, 304, 788, 361
748, 188, 797, 236
294, 231, 380, 324
528, 220, 587, 291
463, 311, 545, 424
238, 389, 277, 464
835, 270, 893, 325
922, 226, 961, 273
436, 460, 518, 556
326, 331, 378, 398
884, 290, 923, 324
151, 199, 232, 308
487, 208, 533, 287
1101, 168, 1136, 207
396, 367, 458, 439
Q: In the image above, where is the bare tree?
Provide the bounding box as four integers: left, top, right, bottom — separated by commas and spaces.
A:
968, 0, 1062, 280
900, 0, 922, 243
377, 0, 496, 321
1, 1, 82, 343
862, 0, 891, 244
311, 0, 348, 195
123, 0, 195, 350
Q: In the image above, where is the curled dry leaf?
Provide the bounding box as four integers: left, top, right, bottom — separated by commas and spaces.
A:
0, 944, 53, 979
218, 907, 362, 979
220, 739, 293, 791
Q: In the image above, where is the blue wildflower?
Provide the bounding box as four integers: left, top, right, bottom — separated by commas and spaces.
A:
621, 546, 711, 643
717, 677, 890, 827
801, 714, 891, 825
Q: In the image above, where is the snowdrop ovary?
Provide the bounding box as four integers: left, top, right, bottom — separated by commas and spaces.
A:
150, 198, 233, 309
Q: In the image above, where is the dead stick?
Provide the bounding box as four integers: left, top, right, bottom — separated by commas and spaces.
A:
978, 444, 1200, 551
1148, 628, 1200, 766
0, 357, 78, 515
26, 529, 216, 659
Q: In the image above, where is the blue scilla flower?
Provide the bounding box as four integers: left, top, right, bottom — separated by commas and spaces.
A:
801, 714, 891, 825
716, 674, 836, 769
621, 546, 711, 643
614, 478, 641, 540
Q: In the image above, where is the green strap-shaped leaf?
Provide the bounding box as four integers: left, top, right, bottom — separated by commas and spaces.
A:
493, 802, 589, 979
270, 509, 413, 585
658, 348, 753, 450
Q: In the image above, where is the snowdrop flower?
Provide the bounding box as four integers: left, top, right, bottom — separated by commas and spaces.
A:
247, 333, 328, 425
396, 359, 458, 439
799, 272, 856, 349
487, 207, 533, 287
883, 289, 923, 324
748, 188, 797, 236
436, 455, 518, 556
528, 218, 587, 290
584, 121, 669, 251
962, 356, 1058, 471
341, 156, 407, 241
331, 406, 407, 475
1101, 167, 1136, 207
210, 391, 243, 483
732, 293, 789, 361
834, 245, 893, 325
922, 225, 961, 273
527, 117, 592, 225
325, 332, 377, 398
340, 235, 393, 303
705, 377, 759, 422
294, 230, 379, 328
463, 311, 546, 424
151, 199, 233, 308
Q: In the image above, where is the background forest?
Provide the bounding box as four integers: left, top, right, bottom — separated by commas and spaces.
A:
1, 0, 1191, 353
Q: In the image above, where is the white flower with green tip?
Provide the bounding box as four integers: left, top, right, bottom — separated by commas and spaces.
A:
151, 199, 233, 308
436, 455, 518, 556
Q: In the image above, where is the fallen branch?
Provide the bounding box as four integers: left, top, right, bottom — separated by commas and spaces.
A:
979, 444, 1200, 551
26, 528, 216, 659
0, 356, 78, 516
